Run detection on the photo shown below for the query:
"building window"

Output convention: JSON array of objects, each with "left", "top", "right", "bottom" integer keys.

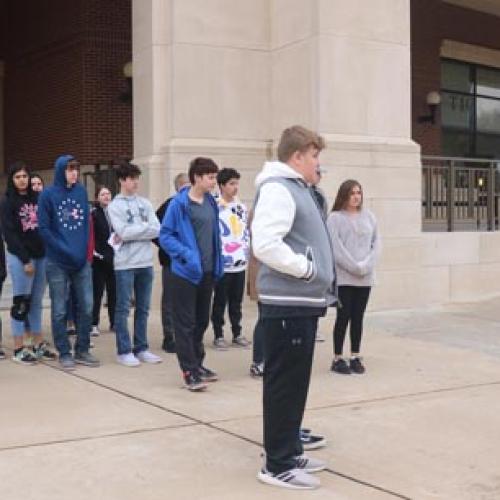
[{"left": 441, "top": 59, "right": 500, "bottom": 158}]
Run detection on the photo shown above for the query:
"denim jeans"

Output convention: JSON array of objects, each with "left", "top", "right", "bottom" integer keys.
[
  {"left": 46, "top": 260, "right": 93, "bottom": 357},
  {"left": 114, "top": 267, "right": 153, "bottom": 355},
  {"left": 6, "top": 252, "right": 47, "bottom": 337}
]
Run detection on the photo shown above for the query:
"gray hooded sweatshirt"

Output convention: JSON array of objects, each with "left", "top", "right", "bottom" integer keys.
[
  {"left": 107, "top": 193, "right": 160, "bottom": 271},
  {"left": 252, "top": 161, "right": 335, "bottom": 309}
]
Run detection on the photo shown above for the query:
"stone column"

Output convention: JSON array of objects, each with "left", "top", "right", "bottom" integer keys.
[
  {"left": 272, "top": 0, "right": 426, "bottom": 309},
  {"left": 132, "top": 0, "right": 271, "bottom": 207}
]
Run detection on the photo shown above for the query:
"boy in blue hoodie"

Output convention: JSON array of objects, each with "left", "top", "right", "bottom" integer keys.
[
  {"left": 38, "top": 155, "right": 99, "bottom": 370},
  {"left": 160, "top": 157, "right": 224, "bottom": 391}
]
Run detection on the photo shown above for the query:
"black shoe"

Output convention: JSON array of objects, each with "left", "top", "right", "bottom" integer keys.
[
  {"left": 199, "top": 366, "right": 218, "bottom": 382},
  {"left": 300, "top": 429, "right": 327, "bottom": 450},
  {"left": 183, "top": 371, "right": 207, "bottom": 392},
  {"left": 249, "top": 362, "right": 264, "bottom": 377},
  {"left": 331, "top": 358, "right": 351, "bottom": 374},
  {"left": 162, "top": 339, "right": 176, "bottom": 353},
  {"left": 349, "top": 357, "right": 365, "bottom": 374},
  {"left": 0, "top": 347, "right": 6, "bottom": 360}
]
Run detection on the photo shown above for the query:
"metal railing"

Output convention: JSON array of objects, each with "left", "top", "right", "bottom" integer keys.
[{"left": 422, "top": 156, "right": 500, "bottom": 232}]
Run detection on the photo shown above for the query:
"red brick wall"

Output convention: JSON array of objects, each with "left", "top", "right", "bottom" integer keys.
[
  {"left": 2, "top": 0, "right": 131, "bottom": 172},
  {"left": 412, "top": 0, "right": 500, "bottom": 155}
]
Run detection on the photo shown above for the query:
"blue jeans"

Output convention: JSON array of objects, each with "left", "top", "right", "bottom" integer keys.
[
  {"left": 46, "top": 260, "right": 93, "bottom": 357},
  {"left": 114, "top": 267, "right": 153, "bottom": 355},
  {"left": 6, "top": 252, "right": 47, "bottom": 337}
]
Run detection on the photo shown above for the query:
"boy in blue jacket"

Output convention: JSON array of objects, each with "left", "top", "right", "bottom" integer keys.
[
  {"left": 160, "top": 157, "right": 224, "bottom": 391},
  {"left": 38, "top": 155, "right": 99, "bottom": 370}
]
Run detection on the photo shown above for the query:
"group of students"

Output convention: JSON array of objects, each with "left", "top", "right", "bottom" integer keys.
[{"left": 0, "top": 125, "right": 379, "bottom": 491}]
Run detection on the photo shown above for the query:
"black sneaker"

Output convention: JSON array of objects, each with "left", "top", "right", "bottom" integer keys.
[
  {"left": 300, "top": 429, "right": 327, "bottom": 450},
  {"left": 349, "top": 357, "right": 365, "bottom": 374},
  {"left": 0, "top": 347, "right": 6, "bottom": 360},
  {"left": 162, "top": 338, "right": 176, "bottom": 353},
  {"left": 249, "top": 362, "right": 264, "bottom": 377},
  {"left": 12, "top": 347, "right": 38, "bottom": 365},
  {"left": 199, "top": 366, "right": 218, "bottom": 382},
  {"left": 331, "top": 358, "right": 351, "bottom": 374},
  {"left": 33, "top": 341, "right": 57, "bottom": 360},
  {"left": 183, "top": 371, "right": 207, "bottom": 392}
]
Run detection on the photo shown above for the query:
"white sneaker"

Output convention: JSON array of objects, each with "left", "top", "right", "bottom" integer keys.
[
  {"left": 117, "top": 353, "right": 140, "bottom": 367},
  {"left": 136, "top": 350, "right": 162, "bottom": 364},
  {"left": 90, "top": 326, "right": 100, "bottom": 337},
  {"left": 257, "top": 468, "right": 320, "bottom": 490},
  {"left": 295, "top": 455, "right": 327, "bottom": 473}
]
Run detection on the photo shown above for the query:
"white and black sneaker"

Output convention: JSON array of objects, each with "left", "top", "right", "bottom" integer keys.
[
  {"left": 294, "top": 454, "right": 327, "bottom": 473},
  {"left": 300, "top": 428, "right": 327, "bottom": 450},
  {"left": 257, "top": 467, "right": 320, "bottom": 490}
]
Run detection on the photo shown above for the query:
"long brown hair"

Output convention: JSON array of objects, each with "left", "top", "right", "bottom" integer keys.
[{"left": 332, "top": 179, "right": 363, "bottom": 211}]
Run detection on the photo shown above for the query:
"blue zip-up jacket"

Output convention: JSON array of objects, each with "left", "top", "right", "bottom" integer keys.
[
  {"left": 38, "top": 155, "right": 89, "bottom": 271},
  {"left": 159, "top": 187, "right": 224, "bottom": 284}
]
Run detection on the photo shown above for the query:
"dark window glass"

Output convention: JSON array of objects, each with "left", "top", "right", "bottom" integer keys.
[
  {"left": 477, "top": 67, "right": 500, "bottom": 98},
  {"left": 440, "top": 59, "right": 500, "bottom": 159}
]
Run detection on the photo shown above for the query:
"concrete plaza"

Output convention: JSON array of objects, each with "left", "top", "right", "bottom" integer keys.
[{"left": 1, "top": 297, "right": 500, "bottom": 500}]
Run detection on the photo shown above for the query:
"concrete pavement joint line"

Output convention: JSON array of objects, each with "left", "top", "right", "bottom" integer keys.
[
  {"left": 36, "top": 362, "right": 412, "bottom": 498},
  {"left": 325, "top": 468, "right": 412, "bottom": 500},
  {"left": 306, "top": 380, "right": 500, "bottom": 413},
  {"left": 0, "top": 422, "right": 199, "bottom": 453}
]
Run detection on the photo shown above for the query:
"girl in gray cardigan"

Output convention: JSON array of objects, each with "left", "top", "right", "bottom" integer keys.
[{"left": 326, "top": 180, "right": 380, "bottom": 375}]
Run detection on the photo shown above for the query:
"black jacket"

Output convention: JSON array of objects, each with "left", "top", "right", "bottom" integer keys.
[
  {"left": 153, "top": 196, "right": 173, "bottom": 267},
  {"left": 0, "top": 227, "right": 6, "bottom": 285},
  {"left": 92, "top": 205, "right": 114, "bottom": 266},
  {"left": 0, "top": 176, "right": 45, "bottom": 264}
]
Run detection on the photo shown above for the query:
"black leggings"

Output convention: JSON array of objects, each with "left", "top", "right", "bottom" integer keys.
[{"left": 333, "top": 286, "right": 371, "bottom": 356}]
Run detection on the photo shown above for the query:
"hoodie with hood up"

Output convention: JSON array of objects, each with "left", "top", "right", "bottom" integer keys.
[
  {"left": 38, "top": 155, "right": 90, "bottom": 271},
  {"left": 0, "top": 171, "right": 45, "bottom": 264},
  {"left": 251, "top": 161, "right": 335, "bottom": 311}
]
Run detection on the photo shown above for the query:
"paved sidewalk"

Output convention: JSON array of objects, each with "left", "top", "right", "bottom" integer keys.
[{"left": 1, "top": 297, "right": 500, "bottom": 499}]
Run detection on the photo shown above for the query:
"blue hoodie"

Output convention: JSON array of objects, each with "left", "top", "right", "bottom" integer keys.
[
  {"left": 38, "top": 155, "right": 90, "bottom": 271},
  {"left": 159, "top": 187, "right": 224, "bottom": 285}
]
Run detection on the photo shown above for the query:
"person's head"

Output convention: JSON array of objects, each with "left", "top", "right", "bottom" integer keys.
[
  {"left": 217, "top": 168, "right": 240, "bottom": 201},
  {"left": 7, "top": 160, "right": 31, "bottom": 195},
  {"left": 173, "top": 172, "right": 190, "bottom": 192},
  {"left": 188, "top": 157, "right": 219, "bottom": 193},
  {"left": 277, "top": 125, "right": 325, "bottom": 185},
  {"left": 115, "top": 161, "right": 141, "bottom": 195},
  {"left": 30, "top": 174, "right": 44, "bottom": 192},
  {"left": 96, "top": 186, "right": 112, "bottom": 207},
  {"left": 65, "top": 158, "right": 80, "bottom": 186},
  {"left": 332, "top": 180, "right": 363, "bottom": 212}
]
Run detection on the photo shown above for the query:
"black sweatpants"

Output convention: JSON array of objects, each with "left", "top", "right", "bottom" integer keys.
[
  {"left": 171, "top": 272, "right": 214, "bottom": 374},
  {"left": 211, "top": 270, "right": 245, "bottom": 339},
  {"left": 92, "top": 260, "right": 116, "bottom": 328},
  {"left": 333, "top": 285, "right": 371, "bottom": 356},
  {"left": 263, "top": 315, "right": 318, "bottom": 474},
  {"left": 161, "top": 265, "right": 175, "bottom": 343}
]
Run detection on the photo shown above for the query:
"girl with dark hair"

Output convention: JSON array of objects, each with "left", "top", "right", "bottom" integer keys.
[
  {"left": 91, "top": 186, "right": 116, "bottom": 335},
  {"left": 0, "top": 161, "right": 56, "bottom": 364},
  {"left": 30, "top": 174, "right": 44, "bottom": 193},
  {"left": 327, "top": 180, "right": 380, "bottom": 375}
]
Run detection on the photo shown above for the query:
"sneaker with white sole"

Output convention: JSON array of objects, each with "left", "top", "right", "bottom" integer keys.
[
  {"left": 300, "top": 429, "right": 327, "bottom": 450},
  {"left": 257, "top": 467, "right": 320, "bottom": 490},
  {"left": 90, "top": 325, "right": 100, "bottom": 337},
  {"left": 117, "top": 353, "right": 140, "bottom": 367},
  {"left": 294, "top": 455, "right": 327, "bottom": 473},
  {"left": 136, "top": 350, "right": 162, "bottom": 364},
  {"left": 12, "top": 347, "right": 38, "bottom": 365}
]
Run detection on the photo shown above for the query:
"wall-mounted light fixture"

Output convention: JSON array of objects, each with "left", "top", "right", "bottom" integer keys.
[
  {"left": 119, "top": 61, "right": 133, "bottom": 103},
  {"left": 418, "top": 91, "right": 441, "bottom": 125}
]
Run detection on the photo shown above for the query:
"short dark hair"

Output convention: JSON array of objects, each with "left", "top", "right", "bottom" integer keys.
[
  {"left": 115, "top": 161, "right": 141, "bottom": 181},
  {"left": 188, "top": 157, "right": 218, "bottom": 184},
  {"left": 217, "top": 168, "right": 240, "bottom": 186}
]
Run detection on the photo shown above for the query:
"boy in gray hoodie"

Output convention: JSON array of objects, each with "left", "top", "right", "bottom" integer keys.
[
  {"left": 252, "top": 126, "right": 335, "bottom": 490},
  {"left": 108, "top": 162, "right": 162, "bottom": 367}
]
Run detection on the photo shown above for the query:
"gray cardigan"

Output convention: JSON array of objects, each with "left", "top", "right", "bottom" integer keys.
[{"left": 326, "top": 209, "right": 380, "bottom": 287}]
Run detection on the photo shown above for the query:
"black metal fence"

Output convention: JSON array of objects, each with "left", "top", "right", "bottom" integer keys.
[{"left": 422, "top": 156, "right": 500, "bottom": 232}]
